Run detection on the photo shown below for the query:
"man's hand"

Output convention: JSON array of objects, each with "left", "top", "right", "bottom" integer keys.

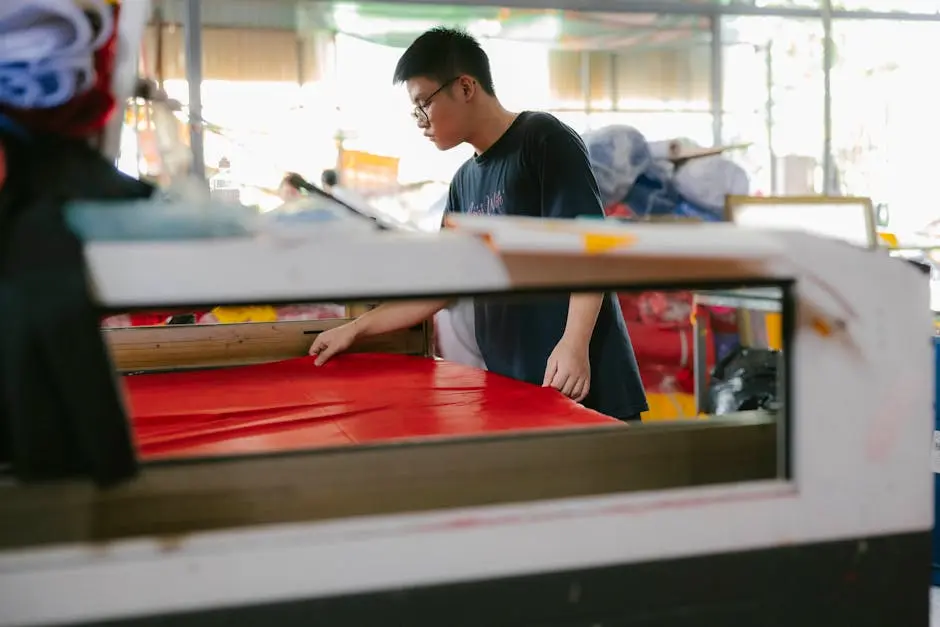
[
  {"left": 308, "top": 321, "right": 359, "bottom": 366},
  {"left": 543, "top": 337, "right": 591, "bottom": 402}
]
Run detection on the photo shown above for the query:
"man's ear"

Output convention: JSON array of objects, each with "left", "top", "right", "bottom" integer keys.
[{"left": 458, "top": 76, "right": 476, "bottom": 102}]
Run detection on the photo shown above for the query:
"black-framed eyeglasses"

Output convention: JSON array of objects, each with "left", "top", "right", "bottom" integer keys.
[{"left": 412, "top": 77, "right": 459, "bottom": 124}]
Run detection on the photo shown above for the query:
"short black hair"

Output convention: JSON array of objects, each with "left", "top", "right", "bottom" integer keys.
[
  {"left": 392, "top": 27, "right": 495, "bottom": 96},
  {"left": 321, "top": 169, "right": 338, "bottom": 187}
]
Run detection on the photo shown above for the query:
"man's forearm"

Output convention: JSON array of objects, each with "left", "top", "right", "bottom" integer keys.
[
  {"left": 563, "top": 292, "right": 604, "bottom": 347},
  {"left": 353, "top": 299, "right": 449, "bottom": 338}
]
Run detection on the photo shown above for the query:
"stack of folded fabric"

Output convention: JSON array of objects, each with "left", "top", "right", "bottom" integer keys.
[
  {"left": 582, "top": 125, "right": 749, "bottom": 222},
  {"left": 0, "top": 0, "right": 118, "bottom": 138}
]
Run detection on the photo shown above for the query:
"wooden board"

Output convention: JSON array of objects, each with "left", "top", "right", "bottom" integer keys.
[
  {"left": 668, "top": 143, "right": 751, "bottom": 165},
  {"left": 724, "top": 195, "right": 877, "bottom": 250},
  {"left": 104, "top": 319, "right": 430, "bottom": 372},
  {"left": 498, "top": 253, "right": 768, "bottom": 289}
]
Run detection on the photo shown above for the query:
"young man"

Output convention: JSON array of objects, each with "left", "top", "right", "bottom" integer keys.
[{"left": 309, "top": 27, "right": 647, "bottom": 421}]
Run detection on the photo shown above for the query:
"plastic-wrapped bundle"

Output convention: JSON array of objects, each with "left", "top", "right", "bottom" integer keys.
[
  {"left": 633, "top": 137, "right": 750, "bottom": 220},
  {"left": 673, "top": 157, "right": 749, "bottom": 215},
  {"left": 647, "top": 139, "right": 674, "bottom": 162},
  {"left": 582, "top": 125, "right": 651, "bottom": 208},
  {"left": 623, "top": 161, "right": 682, "bottom": 217},
  {"left": 674, "top": 200, "right": 723, "bottom": 221}
]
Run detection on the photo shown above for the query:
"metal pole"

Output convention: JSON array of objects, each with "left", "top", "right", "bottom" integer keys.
[
  {"left": 765, "top": 43, "right": 777, "bottom": 195},
  {"left": 822, "top": 0, "right": 835, "bottom": 195},
  {"left": 296, "top": 36, "right": 305, "bottom": 87},
  {"left": 692, "top": 297, "right": 709, "bottom": 417},
  {"left": 610, "top": 53, "right": 619, "bottom": 112},
  {"left": 709, "top": 15, "right": 723, "bottom": 147},
  {"left": 154, "top": 3, "right": 165, "bottom": 88},
  {"left": 183, "top": 0, "right": 205, "bottom": 181},
  {"left": 581, "top": 50, "right": 592, "bottom": 129}
]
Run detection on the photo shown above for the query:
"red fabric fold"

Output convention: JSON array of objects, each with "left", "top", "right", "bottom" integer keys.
[{"left": 126, "top": 354, "right": 618, "bottom": 460}]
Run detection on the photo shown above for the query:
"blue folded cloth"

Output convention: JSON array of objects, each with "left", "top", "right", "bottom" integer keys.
[{"left": 0, "top": 0, "right": 113, "bottom": 109}]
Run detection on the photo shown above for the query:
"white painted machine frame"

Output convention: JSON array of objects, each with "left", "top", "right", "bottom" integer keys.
[{"left": 0, "top": 216, "right": 932, "bottom": 625}]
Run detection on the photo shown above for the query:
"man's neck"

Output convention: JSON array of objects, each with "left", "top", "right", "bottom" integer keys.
[{"left": 466, "top": 102, "right": 518, "bottom": 156}]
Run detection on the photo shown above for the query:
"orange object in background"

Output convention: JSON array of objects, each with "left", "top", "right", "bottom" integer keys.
[
  {"left": 639, "top": 364, "right": 698, "bottom": 421},
  {"left": 339, "top": 150, "right": 399, "bottom": 194},
  {"left": 763, "top": 312, "right": 783, "bottom": 351},
  {"left": 126, "top": 354, "right": 619, "bottom": 460},
  {"left": 643, "top": 393, "right": 697, "bottom": 421}
]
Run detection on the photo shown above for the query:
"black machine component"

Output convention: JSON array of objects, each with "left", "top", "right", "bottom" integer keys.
[
  {"left": 81, "top": 533, "right": 928, "bottom": 627},
  {"left": 707, "top": 347, "right": 782, "bottom": 415},
  {"left": 167, "top": 313, "right": 198, "bottom": 325},
  {"left": 0, "top": 131, "right": 151, "bottom": 486}
]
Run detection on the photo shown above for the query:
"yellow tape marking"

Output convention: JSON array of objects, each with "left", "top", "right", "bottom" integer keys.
[
  {"left": 584, "top": 233, "right": 637, "bottom": 254},
  {"left": 878, "top": 232, "right": 899, "bottom": 248}
]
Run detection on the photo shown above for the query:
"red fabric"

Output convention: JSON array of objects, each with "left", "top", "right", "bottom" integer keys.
[
  {"left": 619, "top": 291, "right": 696, "bottom": 375},
  {"left": 128, "top": 313, "right": 170, "bottom": 327},
  {"left": 126, "top": 354, "right": 619, "bottom": 460},
  {"left": 99, "top": 311, "right": 212, "bottom": 327},
  {"left": 0, "top": 4, "right": 120, "bottom": 139},
  {"left": 702, "top": 305, "right": 738, "bottom": 335},
  {"left": 640, "top": 364, "right": 694, "bottom": 395},
  {"left": 604, "top": 203, "right": 634, "bottom": 219},
  {"left": 618, "top": 291, "right": 693, "bottom": 328},
  {"left": 616, "top": 292, "right": 721, "bottom": 398},
  {"left": 625, "top": 321, "right": 690, "bottom": 367}
]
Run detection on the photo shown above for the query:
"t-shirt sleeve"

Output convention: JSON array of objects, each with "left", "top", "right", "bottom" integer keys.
[
  {"left": 440, "top": 179, "right": 460, "bottom": 229},
  {"left": 445, "top": 180, "right": 460, "bottom": 214},
  {"left": 530, "top": 127, "right": 605, "bottom": 220}
]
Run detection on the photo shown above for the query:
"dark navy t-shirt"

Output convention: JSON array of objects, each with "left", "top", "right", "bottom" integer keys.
[{"left": 446, "top": 111, "right": 648, "bottom": 420}]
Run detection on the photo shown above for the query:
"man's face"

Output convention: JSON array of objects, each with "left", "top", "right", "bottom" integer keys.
[{"left": 406, "top": 76, "right": 469, "bottom": 151}]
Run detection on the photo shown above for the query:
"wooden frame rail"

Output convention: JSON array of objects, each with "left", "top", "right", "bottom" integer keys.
[
  {"left": 0, "top": 413, "right": 777, "bottom": 551},
  {"left": 104, "top": 319, "right": 431, "bottom": 372}
]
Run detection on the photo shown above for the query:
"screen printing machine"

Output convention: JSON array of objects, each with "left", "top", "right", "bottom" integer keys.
[
  {"left": 1, "top": 1, "right": 932, "bottom": 623},
  {"left": 0, "top": 211, "right": 934, "bottom": 627}
]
